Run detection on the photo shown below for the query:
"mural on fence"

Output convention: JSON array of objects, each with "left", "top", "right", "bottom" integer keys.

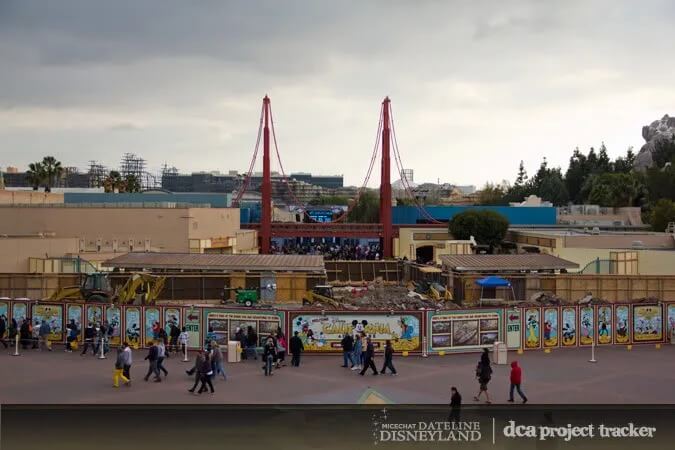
[
  {"left": 125, "top": 307, "right": 141, "bottom": 348},
  {"left": 667, "top": 304, "right": 675, "bottom": 338},
  {"left": 144, "top": 307, "right": 161, "bottom": 345},
  {"left": 615, "top": 305, "right": 630, "bottom": 344},
  {"left": 633, "top": 305, "right": 662, "bottom": 342},
  {"left": 67, "top": 305, "right": 82, "bottom": 340},
  {"left": 597, "top": 306, "right": 612, "bottom": 345},
  {"left": 292, "top": 312, "right": 421, "bottom": 352},
  {"left": 561, "top": 307, "right": 577, "bottom": 347},
  {"left": 429, "top": 310, "right": 501, "bottom": 352},
  {"left": 86, "top": 305, "right": 103, "bottom": 326},
  {"left": 106, "top": 306, "right": 122, "bottom": 346},
  {"left": 32, "top": 304, "right": 63, "bottom": 341},
  {"left": 543, "top": 307, "right": 558, "bottom": 348},
  {"left": 0, "top": 301, "right": 8, "bottom": 323},
  {"left": 164, "top": 308, "right": 180, "bottom": 334},
  {"left": 580, "top": 306, "right": 594, "bottom": 346},
  {"left": 12, "top": 303, "right": 27, "bottom": 322},
  {"left": 524, "top": 308, "right": 541, "bottom": 349},
  {"left": 205, "top": 309, "right": 283, "bottom": 347}
]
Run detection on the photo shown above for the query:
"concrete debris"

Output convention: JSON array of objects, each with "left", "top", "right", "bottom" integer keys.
[{"left": 305, "top": 284, "right": 450, "bottom": 311}]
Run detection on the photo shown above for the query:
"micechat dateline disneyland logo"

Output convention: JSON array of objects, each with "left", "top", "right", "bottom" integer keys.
[{"left": 372, "top": 410, "right": 481, "bottom": 444}]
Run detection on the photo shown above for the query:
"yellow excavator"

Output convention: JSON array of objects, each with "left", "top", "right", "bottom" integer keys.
[
  {"left": 303, "top": 285, "right": 341, "bottom": 308},
  {"left": 48, "top": 272, "right": 166, "bottom": 305}
]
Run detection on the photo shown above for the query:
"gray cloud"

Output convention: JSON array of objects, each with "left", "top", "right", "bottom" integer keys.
[{"left": 1, "top": 0, "right": 675, "bottom": 186}]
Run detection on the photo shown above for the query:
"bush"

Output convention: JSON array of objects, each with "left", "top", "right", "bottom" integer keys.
[{"left": 448, "top": 210, "right": 509, "bottom": 251}]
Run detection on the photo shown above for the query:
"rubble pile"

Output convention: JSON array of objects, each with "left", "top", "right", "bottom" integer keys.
[{"left": 307, "top": 283, "right": 453, "bottom": 311}]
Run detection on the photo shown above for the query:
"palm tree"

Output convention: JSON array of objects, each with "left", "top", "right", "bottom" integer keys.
[
  {"left": 26, "top": 162, "right": 45, "bottom": 191},
  {"left": 103, "top": 170, "right": 126, "bottom": 193},
  {"left": 41, "top": 156, "right": 63, "bottom": 192}
]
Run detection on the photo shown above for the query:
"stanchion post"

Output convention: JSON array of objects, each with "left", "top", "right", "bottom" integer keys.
[
  {"left": 12, "top": 334, "right": 20, "bottom": 356},
  {"left": 182, "top": 338, "right": 189, "bottom": 362},
  {"left": 589, "top": 335, "right": 597, "bottom": 363},
  {"left": 422, "top": 336, "right": 428, "bottom": 358},
  {"left": 98, "top": 336, "right": 106, "bottom": 359}
]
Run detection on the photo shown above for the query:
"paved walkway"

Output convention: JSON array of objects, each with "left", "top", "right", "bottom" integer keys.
[{"left": 1, "top": 345, "right": 674, "bottom": 404}]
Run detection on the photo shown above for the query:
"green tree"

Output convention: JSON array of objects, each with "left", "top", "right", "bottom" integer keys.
[
  {"left": 529, "top": 158, "right": 569, "bottom": 205},
  {"left": 26, "top": 162, "right": 45, "bottom": 191},
  {"left": 650, "top": 199, "right": 675, "bottom": 232},
  {"left": 477, "top": 182, "right": 506, "bottom": 205},
  {"left": 448, "top": 210, "right": 509, "bottom": 252},
  {"left": 124, "top": 174, "right": 141, "bottom": 193},
  {"left": 515, "top": 160, "right": 528, "bottom": 187},
  {"left": 586, "top": 172, "right": 645, "bottom": 207},
  {"left": 652, "top": 135, "right": 675, "bottom": 169},
  {"left": 103, "top": 171, "right": 125, "bottom": 193},
  {"left": 347, "top": 190, "right": 379, "bottom": 223},
  {"left": 41, "top": 156, "right": 63, "bottom": 192},
  {"left": 644, "top": 159, "right": 675, "bottom": 202},
  {"left": 613, "top": 147, "right": 635, "bottom": 173}
]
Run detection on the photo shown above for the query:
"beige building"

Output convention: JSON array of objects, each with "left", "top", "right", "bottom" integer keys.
[
  {"left": 0, "top": 190, "right": 64, "bottom": 205},
  {"left": 394, "top": 227, "right": 473, "bottom": 264},
  {"left": 0, "top": 205, "right": 257, "bottom": 273},
  {"left": 506, "top": 228, "right": 675, "bottom": 275}
]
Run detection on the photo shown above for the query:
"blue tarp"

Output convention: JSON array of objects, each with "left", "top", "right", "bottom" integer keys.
[{"left": 475, "top": 276, "right": 511, "bottom": 288}]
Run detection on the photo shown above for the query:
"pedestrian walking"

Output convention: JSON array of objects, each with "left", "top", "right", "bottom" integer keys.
[
  {"left": 65, "top": 319, "right": 78, "bottom": 352},
  {"left": 121, "top": 341, "right": 133, "bottom": 380},
  {"left": 0, "top": 315, "right": 7, "bottom": 349},
  {"left": 169, "top": 323, "right": 180, "bottom": 354},
  {"left": 189, "top": 352, "right": 214, "bottom": 394},
  {"left": 31, "top": 319, "right": 40, "bottom": 349},
  {"left": 158, "top": 327, "right": 169, "bottom": 357},
  {"left": 143, "top": 341, "right": 161, "bottom": 382},
  {"left": 289, "top": 331, "right": 304, "bottom": 367},
  {"left": 38, "top": 319, "right": 51, "bottom": 351},
  {"left": 235, "top": 327, "right": 247, "bottom": 360},
  {"left": 508, "top": 361, "right": 528, "bottom": 404},
  {"left": 81, "top": 323, "right": 96, "bottom": 356},
  {"left": 187, "top": 350, "right": 205, "bottom": 390},
  {"left": 157, "top": 341, "right": 169, "bottom": 378},
  {"left": 449, "top": 387, "right": 462, "bottom": 422},
  {"left": 246, "top": 326, "right": 258, "bottom": 360},
  {"left": 20, "top": 319, "right": 31, "bottom": 349},
  {"left": 380, "top": 339, "right": 397, "bottom": 375},
  {"left": 276, "top": 332, "right": 287, "bottom": 368},
  {"left": 474, "top": 348, "right": 492, "bottom": 404},
  {"left": 262, "top": 338, "right": 277, "bottom": 376},
  {"left": 94, "top": 322, "right": 109, "bottom": 355},
  {"left": 351, "top": 334, "right": 363, "bottom": 371},
  {"left": 205, "top": 327, "right": 217, "bottom": 352},
  {"left": 341, "top": 333, "right": 354, "bottom": 368},
  {"left": 210, "top": 342, "right": 227, "bottom": 380},
  {"left": 113, "top": 346, "right": 131, "bottom": 388},
  {"left": 359, "top": 337, "right": 378, "bottom": 376}
]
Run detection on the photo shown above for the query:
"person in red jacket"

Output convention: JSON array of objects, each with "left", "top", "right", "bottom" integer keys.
[{"left": 508, "top": 361, "right": 528, "bottom": 403}]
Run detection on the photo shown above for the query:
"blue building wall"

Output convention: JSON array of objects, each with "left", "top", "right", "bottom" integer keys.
[
  {"left": 64, "top": 192, "right": 231, "bottom": 208},
  {"left": 392, "top": 206, "right": 556, "bottom": 225}
]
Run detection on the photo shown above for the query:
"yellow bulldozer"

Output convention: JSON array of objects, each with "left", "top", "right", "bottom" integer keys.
[
  {"left": 48, "top": 272, "right": 166, "bottom": 305},
  {"left": 303, "top": 285, "right": 341, "bottom": 308}
]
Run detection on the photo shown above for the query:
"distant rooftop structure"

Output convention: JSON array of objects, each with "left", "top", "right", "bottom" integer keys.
[
  {"left": 509, "top": 195, "right": 553, "bottom": 207},
  {"left": 440, "top": 254, "right": 579, "bottom": 273}
]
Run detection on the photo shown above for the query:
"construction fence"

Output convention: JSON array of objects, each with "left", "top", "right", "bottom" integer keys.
[{"left": 2, "top": 300, "right": 673, "bottom": 354}]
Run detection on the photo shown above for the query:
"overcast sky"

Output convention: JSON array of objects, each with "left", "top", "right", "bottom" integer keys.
[{"left": 1, "top": 0, "right": 674, "bottom": 187}]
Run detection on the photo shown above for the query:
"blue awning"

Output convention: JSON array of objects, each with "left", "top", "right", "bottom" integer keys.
[{"left": 475, "top": 276, "right": 511, "bottom": 288}]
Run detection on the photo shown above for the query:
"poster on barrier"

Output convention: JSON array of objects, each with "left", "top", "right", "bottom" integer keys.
[
  {"left": 597, "top": 305, "right": 612, "bottom": 345},
  {"left": 66, "top": 304, "right": 83, "bottom": 340},
  {"left": 164, "top": 307, "right": 180, "bottom": 334},
  {"left": 667, "top": 304, "right": 675, "bottom": 340},
  {"left": 291, "top": 312, "right": 421, "bottom": 352},
  {"left": 32, "top": 304, "right": 63, "bottom": 341},
  {"left": 561, "top": 307, "right": 577, "bottom": 347},
  {"left": 429, "top": 310, "right": 501, "bottom": 352},
  {"left": 543, "top": 307, "right": 559, "bottom": 348},
  {"left": 106, "top": 306, "right": 122, "bottom": 346},
  {"left": 184, "top": 306, "right": 201, "bottom": 349},
  {"left": 0, "top": 301, "right": 8, "bottom": 324},
  {"left": 125, "top": 307, "right": 141, "bottom": 348},
  {"left": 505, "top": 308, "right": 521, "bottom": 349},
  {"left": 615, "top": 305, "right": 630, "bottom": 344},
  {"left": 580, "top": 306, "right": 594, "bottom": 346},
  {"left": 144, "top": 307, "right": 161, "bottom": 345},
  {"left": 205, "top": 309, "right": 284, "bottom": 348},
  {"left": 523, "top": 308, "right": 541, "bottom": 349},
  {"left": 12, "top": 302, "right": 27, "bottom": 322},
  {"left": 632, "top": 304, "right": 663, "bottom": 342},
  {"left": 86, "top": 305, "right": 103, "bottom": 326}
]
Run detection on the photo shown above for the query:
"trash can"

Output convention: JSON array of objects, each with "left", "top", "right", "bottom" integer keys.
[
  {"left": 227, "top": 341, "right": 241, "bottom": 363},
  {"left": 493, "top": 341, "right": 508, "bottom": 365}
]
